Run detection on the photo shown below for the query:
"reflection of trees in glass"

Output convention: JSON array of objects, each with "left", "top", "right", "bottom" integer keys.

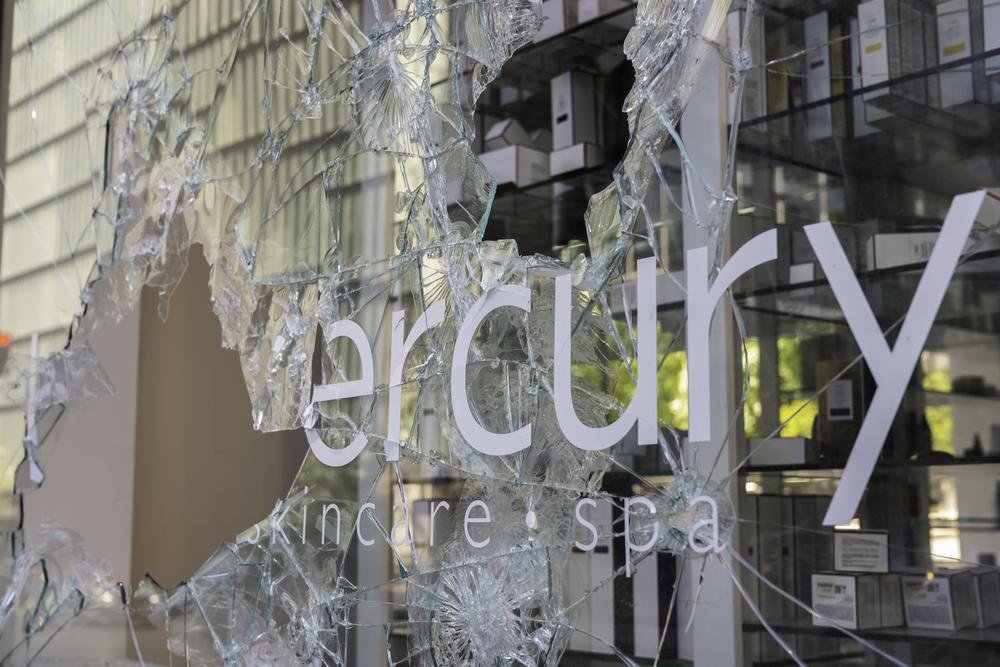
[
  {"left": 777, "top": 337, "right": 818, "bottom": 438},
  {"left": 595, "top": 321, "right": 688, "bottom": 432},
  {"left": 921, "top": 351, "right": 954, "bottom": 454},
  {"left": 743, "top": 336, "right": 818, "bottom": 439},
  {"left": 743, "top": 339, "right": 761, "bottom": 437}
]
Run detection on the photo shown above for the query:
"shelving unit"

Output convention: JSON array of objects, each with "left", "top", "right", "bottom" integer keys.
[
  {"left": 728, "top": 3, "right": 1000, "bottom": 666},
  {"left": 471, "top": 0, "right": 1000, "bottom": 665}
]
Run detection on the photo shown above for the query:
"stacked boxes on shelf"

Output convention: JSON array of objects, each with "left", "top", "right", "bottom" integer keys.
[
  {"left": 550, "top": 70, "right": 604, "bottom": 175},
  {"left": 813, "top": 531, "right": 905, "bottom": 630},
  {"left": 743, "top": 495, "right": 1000, "bottom": 654},
  {"left": 741, "top": 494, "right": 837, "bottom": 662},
  {"left": 478, "top": 118, "right": 550, "bottom": 188}
]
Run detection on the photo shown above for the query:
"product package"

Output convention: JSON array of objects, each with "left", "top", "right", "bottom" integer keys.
[
  {"left": 479, "top": 145, "right": 550, "bottom": 188},
  {"left": 576, "top": 0, "right": 629, "bottom": 24},
  {"left": 971, "top": 567, "right": 1000, "bottom": 628},
  {"left": 803, "top": 11, "right": 833, "bottom": 141},
  {"left": 880, "top": 573, "right": 906, "bottom": 627},
  {"left": 749, "top": 437, "right": 820, "bottom": 467},
  {"left": 551, "top": 71, "right": 599, "bottom": 150},
  {"left": 550, "top": 143, "right": 603, "bottom": 176},
  {"left": 533, "top": 0, "right": 580, "bottom": 42},
  {"left": 901, "top": 570, "right": 978, "bottom": 630},
  {"left": 811, "top": 572, "right": 882, "bottom": 630},
  {"left": 834, "top": 531, "right": 890, "bottom": 573}
]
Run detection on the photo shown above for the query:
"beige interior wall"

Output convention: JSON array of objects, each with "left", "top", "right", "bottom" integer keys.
[
  {"left": 23, "top": 307, "right": 141, "bottom": 586},
  {"left": 130, "top": 247, "right": 308, "bottom": 589}
]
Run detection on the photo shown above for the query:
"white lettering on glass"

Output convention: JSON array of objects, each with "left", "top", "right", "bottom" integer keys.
[
  {"left": 686, "top": 229, "right": 777, "bottom": 443},
  {"left": 357, "top": 502, "right": 376, "bottom": 546},
  {"left": 391, "top": 501, "right": 412, "bottom": 546},
  {"left": 306, "top": 320, "right": 375, "bottom": 467},
  {"left": 807, "top": 191, "right": 986, "bottom": 526},
  {"left": 574, "top": 498, "right": 599, "bottom": 551},
  {"left": 321, "top": 503, "right": 341, "bottom": 544},
  {"left": 554, "top": 257, "right": 658, "bottom": 450},
  {"left": 687, "top": 495, "right": 723, "bottom": 554},
  {"left": 624, "top": 496, "right": 658, "bottom": 577},
  {"left": 430, "top": 501, "right": 450, "bottom": 547},
  {"left": 386, "top": 302, "right": 446, "bottom": 461},
  {"left": 452, "top": 286, "right": 532, "bottom": 455},
  {"left": 464, "top": 500, "right": 491, "bottom": 548}
]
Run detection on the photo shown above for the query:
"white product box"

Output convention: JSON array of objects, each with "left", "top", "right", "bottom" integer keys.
[
  {"left": 880, "top": 573, "right": 905, "bottom": 627},
  {"left": 811, "top": 572, "right": 882, "bottom": 630},
  {"left": 972, "top": 568, "right": 1000, "bottom": 628},
  {"left": 865, "top": 231, "right": 940, "bottom": 269},
  {"left": 531, "top": 128, "right": 553, "bottom": 152},
  {"left": 739, "top": 493, "right": 760, "bottom": 626},
  {"left": 576, "top": 0, "right": 628, "bottom": 24},
  {"left": 758, "top": 495, "right": 795, "bottom": 622},
  {"left": 793, "top": 496, "right": 834, "bottom": 618},
  {"left": 551, "top": 71, "right": 598, "bottom": 150},
  {"left": 937, "top": 0, "right": 975, "bottom": 108},
  {"left": 725, "top": 9, "right": 766, "bottom": 125},
  {"left": 858, "top": 0, "right": 926, "bottom": 112},
  {"left": 902, "top": 570, "right": 978, "bottom": 630},
  {"left": 550, "top": 143, "right": 603, "bottom": 175},
  {"left": 483, "top": 118, "right": 533, "bottom": 151},
  {"left": 834, "top": 530, "right": 889, "bottom": 573},
  {"left": 858, "top": 0, "right": 892, "bottom": 98},
  {"left": 985, "top": 0, "right": 1000, "bottom": 81},
  {"left": 479, "top": 145, "right": 549, "bottom": 188},
  {"left": 865, "top": 229, "right": 1000, "bottom": 270},
  {"left": 534, "top": 0, "right": 579, "bottom": 42},
  {"left": 804, "top": 12, "right": 833, "bottom": 141},
  {"left": 748, "top": 437, "right": 819, "bottom": 467},
  {"left": 850, "top": 17, "right": 887, "bottom": 136},
  {"left": 789, "top": 262, "right": 817, "bottom": 285}
]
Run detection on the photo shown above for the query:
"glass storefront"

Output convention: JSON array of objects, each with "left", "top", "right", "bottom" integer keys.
[{"left": 0, "top": 0, "right": 999, "bottom": 665}]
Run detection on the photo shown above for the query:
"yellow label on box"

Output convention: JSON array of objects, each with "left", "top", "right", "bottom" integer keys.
[
  {"left": 865, "top": 42, "right": 883, "bottom": 54},
  {"left": 943, "top": 42, "right": 967, "bottom": 57}
]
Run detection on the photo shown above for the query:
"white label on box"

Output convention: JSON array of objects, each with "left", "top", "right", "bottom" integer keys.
[
  {"left": 835, "top": 532, "right": 888, "bottom": 573},
  {"left": 812, "top": 574, "right": 858, "bottom": 629},
  {"left": 826, "top": 380, "right": 853, "bottom": 421},
  {"left": 903, "top": 577, "right": 955, "bottom": 629},
  {"left": 937, "top": 0, "right": 974, "bottom": 107}
]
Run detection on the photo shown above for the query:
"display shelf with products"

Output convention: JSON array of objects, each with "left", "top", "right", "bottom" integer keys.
[
  {"left": 728, "top": 4, "right": 1000, "bottom": 665},
  {"left": 744, "top": 618, "right": 1000, "bottom": 650},
  {"left": 465, "top": 0, "right": 1000, "bottom": 664}
]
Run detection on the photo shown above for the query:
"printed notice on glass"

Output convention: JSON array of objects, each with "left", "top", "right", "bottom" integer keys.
[
  {"left": 834, "top": 531, "right": 888, "bottom": 573},
  {"left": 826, "top": 379, "right": 853, "bottom": 421}
]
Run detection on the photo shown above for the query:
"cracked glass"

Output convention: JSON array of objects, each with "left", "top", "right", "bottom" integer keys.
[{"left": 0, "top": 0, "right": 999, "bottom": 666}]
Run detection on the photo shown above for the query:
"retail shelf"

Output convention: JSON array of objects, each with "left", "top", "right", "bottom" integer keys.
[
  {"left": 777, "top": 386, "right": 1000, "bottom": 405},
  {"left": 739, "top": 454, "right": 1000, "bottom": 475},
  {"left": 744, "top": 618, "right": 1000, "bottom": 649},
  {"left": 737, "top": 48, "right": 1000, "bottom": 131}
]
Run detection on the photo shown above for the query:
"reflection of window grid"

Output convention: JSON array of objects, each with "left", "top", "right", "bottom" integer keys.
[{"left": 0, "top": 1, "right": 392, "bottom": 489}]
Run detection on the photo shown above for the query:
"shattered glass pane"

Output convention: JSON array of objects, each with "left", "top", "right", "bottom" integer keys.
[{"left": 2, "top": 0, "right": 1000, "bottom": 664}]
